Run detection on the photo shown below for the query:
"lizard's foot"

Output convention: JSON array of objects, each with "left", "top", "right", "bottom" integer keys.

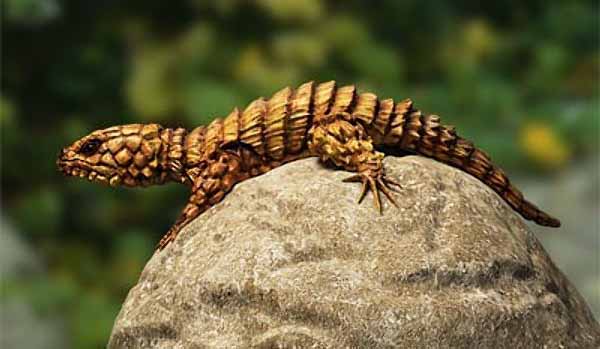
[
  {"left": 156, "top": 207, "right": 195, "bottom": 251},
  {"left": 156, "top": 226, "right": 180, "bottom": 251},
  {"left": 342, "top": 171, "right": 402, "bottom": 213}
]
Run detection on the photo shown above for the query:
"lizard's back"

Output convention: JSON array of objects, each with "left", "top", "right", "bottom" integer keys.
[{"left": 188, "top": 80, "right": 560, "bottom": 228}]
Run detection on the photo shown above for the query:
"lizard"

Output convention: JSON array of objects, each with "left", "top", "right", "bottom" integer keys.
[{"left": 57, "top": 80, "right": 561, "bottom": 250}]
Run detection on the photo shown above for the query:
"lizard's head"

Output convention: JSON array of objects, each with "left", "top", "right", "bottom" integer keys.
[{"left": 57, "top": 124, "right": 168, "bottom": 187}]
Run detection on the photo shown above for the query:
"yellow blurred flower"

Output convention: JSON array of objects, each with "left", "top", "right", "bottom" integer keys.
[{"left": 519, "top": 122, "right": 571, "bottom": 169}]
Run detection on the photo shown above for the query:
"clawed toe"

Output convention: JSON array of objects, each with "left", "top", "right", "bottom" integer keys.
[
  {"left": 377, "top": 177, "right": 398, "bottom": 208},
  {"left": 342, "top": 172, "right": 401, "bottom": 213},
  {"left": 382, "top": 175, "right": 402, "bottom": 190}
]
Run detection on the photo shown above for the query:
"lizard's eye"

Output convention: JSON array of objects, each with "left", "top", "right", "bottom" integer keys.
[{"left": 80, "top": 139, "right": 101, "bottom": 155}]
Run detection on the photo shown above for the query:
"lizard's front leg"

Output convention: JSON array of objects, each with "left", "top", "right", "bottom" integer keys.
[
  {"left": 308, "top": 112, "right": 401, "bottom": 212},
  {"left": 156, "top": 150, "right": 244, "bottom": 250}
]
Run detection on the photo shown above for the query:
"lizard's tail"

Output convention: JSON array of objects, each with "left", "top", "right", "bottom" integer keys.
[{"left": 380, "top": 99, "right": 561, "bottom": 228}]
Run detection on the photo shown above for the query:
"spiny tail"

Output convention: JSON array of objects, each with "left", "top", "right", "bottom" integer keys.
[{"left": 379, "top": 100, "right": 561, "bottom": 228}]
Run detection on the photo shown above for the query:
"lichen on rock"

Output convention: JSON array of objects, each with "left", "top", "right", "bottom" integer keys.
[{"left": 108, "top": 156, "right": 600, "bottom": 348}]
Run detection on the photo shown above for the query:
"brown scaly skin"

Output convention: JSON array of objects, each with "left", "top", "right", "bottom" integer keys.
[{"left": 57, "top": 80, "right": 561, "bottom": 250}]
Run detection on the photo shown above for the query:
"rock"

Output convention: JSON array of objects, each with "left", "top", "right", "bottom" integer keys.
[{"left": 108, "top": 156, "right": 600, "bottom": 348}]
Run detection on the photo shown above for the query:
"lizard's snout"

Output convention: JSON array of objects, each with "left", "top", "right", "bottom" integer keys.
[
  {"left": 56, "top": 148, "right": 67, "bottom": 164},
  {"left": 56, "top": 148, "right": 74, "bottom": 174},
  {"left": 58, "top": 148, "right": 67, "bottom": 160}
]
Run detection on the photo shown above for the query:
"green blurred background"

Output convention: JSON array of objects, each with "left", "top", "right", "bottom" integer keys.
[{"left": 1, "top": 0, "right": 598, "bottom": 347}]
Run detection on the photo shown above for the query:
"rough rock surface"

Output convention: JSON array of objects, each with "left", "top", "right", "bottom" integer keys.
[{"left": 108, "top": 156, "right": 600, "bottom": 348}]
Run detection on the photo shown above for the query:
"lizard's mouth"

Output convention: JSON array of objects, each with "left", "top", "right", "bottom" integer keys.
[{"left": 57, "top": 158, "right": 122, "bottom": 187}]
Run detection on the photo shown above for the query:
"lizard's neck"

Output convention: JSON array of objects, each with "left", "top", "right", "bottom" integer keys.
[{"left": 159, "top": 127, "right": 188, "bottom": 184}]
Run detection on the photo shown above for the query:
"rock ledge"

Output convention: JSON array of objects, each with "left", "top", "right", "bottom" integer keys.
[{"left": 108, "top": 156, "right": 600, "bottom": 348}]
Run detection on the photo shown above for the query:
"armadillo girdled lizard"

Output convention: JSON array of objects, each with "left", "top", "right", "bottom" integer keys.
[{"left": 57, "top": 80, "right": 561, "bottom": 250}]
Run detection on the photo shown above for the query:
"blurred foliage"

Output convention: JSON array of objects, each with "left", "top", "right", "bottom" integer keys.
[{"left": 1, "top": 0, "right": 598, "bottom": 348}]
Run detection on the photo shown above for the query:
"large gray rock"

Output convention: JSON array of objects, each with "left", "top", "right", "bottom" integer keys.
[{"left": 108, "top": 156, "right": 600, "bottom": 348}]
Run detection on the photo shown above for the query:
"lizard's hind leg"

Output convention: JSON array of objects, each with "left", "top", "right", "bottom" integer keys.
[{"left": 308, "top": 112, "right": 401, "bottom": 213}]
